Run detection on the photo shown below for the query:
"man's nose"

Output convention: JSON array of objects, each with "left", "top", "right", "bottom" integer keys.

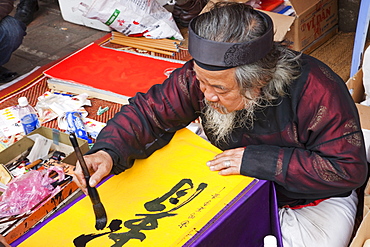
[
  {"left": 201, "top": 85, "right": 218, "bottom": 102},
  {"left": 203, "top": 89, "right": 218, "bottom": 102}
]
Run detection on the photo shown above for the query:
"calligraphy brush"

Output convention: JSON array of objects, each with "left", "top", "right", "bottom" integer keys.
[{"left": 69, "top": 132, "right": 107, "bottom": 230}]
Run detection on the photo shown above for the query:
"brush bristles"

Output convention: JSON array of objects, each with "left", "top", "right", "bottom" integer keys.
[{"left": 93, "top": 203, "right": 107, "bottom": 230}]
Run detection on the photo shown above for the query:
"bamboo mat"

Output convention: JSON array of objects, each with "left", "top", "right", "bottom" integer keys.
[
  {"left": 0, "top": 77, "right": 123, "bottom": 131},
  {"left": 309, "top": 31, "right": 370, "bottom": 82}
]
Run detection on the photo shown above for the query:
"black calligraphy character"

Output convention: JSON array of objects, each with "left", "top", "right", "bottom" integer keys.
[
  {"left": 73, "top": 179, "right": 208, "bottom": 247},
  {"left": 108, "top": 211, "right": 176, "bottom": 246},
  {"left": 144, "top": 178, "right": 193, "bottom": 211},
  {"left": 73, "top": 219, "right": 122, "bottom": 247},
  {"left": 108, "top": 180, "right": 208, "bottom": 246}
]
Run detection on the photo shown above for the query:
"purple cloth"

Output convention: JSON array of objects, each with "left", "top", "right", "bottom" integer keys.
[
  {"left": 13, "top": 179, "right": 282, "bottom": 247},
  {"left": 184, "top": 179, "right": 282, "bottom": 247}
]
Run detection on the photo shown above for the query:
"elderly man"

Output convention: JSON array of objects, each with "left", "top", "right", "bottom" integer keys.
[{"left": 74, "top": 3, "right": 368, "bottom": 246}]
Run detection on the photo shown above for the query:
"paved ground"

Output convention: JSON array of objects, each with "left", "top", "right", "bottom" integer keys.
[{"left": 4, "top": 0, "right": 108, "bottom": 77}]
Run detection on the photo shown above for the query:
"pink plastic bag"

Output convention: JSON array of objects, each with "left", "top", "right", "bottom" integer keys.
[{"left": 0, "top": 166, "right": 65, "bottom": 217}]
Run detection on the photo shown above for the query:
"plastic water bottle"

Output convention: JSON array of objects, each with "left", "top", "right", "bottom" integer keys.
[
  {"left": 18, "top": 96, "right": 40, "bottom": 135},
  {"left": 264, "top": 235, "right": 277, "bottom": 247}
]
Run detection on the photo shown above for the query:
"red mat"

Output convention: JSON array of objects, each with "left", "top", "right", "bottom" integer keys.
[{"left": 0, "top": 33, "right": 189, "bottom": 130}]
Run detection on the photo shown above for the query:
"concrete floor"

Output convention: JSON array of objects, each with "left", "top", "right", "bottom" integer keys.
[{"left": 3, "top": 0, "right": 109, "bottom": 78}]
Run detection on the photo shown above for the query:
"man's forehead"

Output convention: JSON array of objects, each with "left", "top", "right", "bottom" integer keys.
[
  {"left": 194, "top": 63, "right": 237, "bottom": 88},
  {"left": 194, "top": 63, "right": 236, "bottom": 79}
]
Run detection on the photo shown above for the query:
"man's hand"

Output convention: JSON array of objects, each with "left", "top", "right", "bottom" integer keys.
[
  {"left": 206, "top": 147, "right": 245, "bottom": 175},
  {"left": 72, "top": 150, "right": 113, "bottom": 195}
]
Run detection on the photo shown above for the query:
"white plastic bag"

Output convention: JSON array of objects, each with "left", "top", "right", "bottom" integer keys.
[{"left": 79, "top": 0, "right": 183, "bottom": 40}]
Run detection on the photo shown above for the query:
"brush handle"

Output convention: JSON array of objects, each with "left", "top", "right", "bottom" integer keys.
[
  {"left": 69, "top": 132, "right": 107, "bottom": 230},
  {"left": 86, "top": 181, "right": 102, "bottom": 205},
  {"left": 69, "top": 132, "right": 100, "bottom": 204},
  {"left": 69, "top": 132, "right": 102, "bottom": 203},
  {"left": 69, "top": 132, "right": 90, "bottom": 178}
]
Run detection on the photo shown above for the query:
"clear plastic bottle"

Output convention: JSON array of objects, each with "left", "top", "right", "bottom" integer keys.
[
  {"left": 264, "top": 235, "right": 277, "bottom": 247},
  {"left": 18, "top": 97, "right": 40, "bottom": 135}
]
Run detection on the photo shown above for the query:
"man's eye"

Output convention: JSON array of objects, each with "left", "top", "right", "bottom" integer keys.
[{"left": 215, "top": 88, "right": 227, "bottom": 94}]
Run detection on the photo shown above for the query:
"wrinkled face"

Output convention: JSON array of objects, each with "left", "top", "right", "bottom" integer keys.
[{"left": 194, "top": 63, "right": 245, "bottom": 114}]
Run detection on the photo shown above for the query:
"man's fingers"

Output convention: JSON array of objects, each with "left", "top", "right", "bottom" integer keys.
[
  {"left": 207, "top": 159, "right": 240, "bottom": 175},
  {"left": 218, "top": 166, "right": 239, "bottom": 175},
  {"left": 89, "top": 163, "right": 112, "bottom": 187},
  {"left": 72, "top": 173, "right": 88, "bottom": 195},
  {"left": 206, "top": 148, "right": 244, "bottom": 175},
  {"left": 72, "top": 150, "right": 113, "bottom": 191},
  {"left": 89, "top": 169, "right": 108, "bottom": 187}
]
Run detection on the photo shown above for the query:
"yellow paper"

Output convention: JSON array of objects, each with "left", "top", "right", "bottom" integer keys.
[{"left": 19, "top": 128, "right": 254, "bottom": 246}]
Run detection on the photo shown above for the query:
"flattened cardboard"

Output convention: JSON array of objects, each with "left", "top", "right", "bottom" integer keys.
[
  {"left": 346, "top": 68, "right": 370, "bottom": 130},
  {"left": 344, "top": 49, "right": 370, "bottom": 246},
  {"left": 260, "top": 9, "right": 295, "bottom": 42},
  {"left": 350, "top": 209, "right": 370, "bottom": 247}
]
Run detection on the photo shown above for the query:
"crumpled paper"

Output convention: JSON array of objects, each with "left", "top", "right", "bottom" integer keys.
[{"left": 35, "top": 92, "right": 91, "bottom": 123}]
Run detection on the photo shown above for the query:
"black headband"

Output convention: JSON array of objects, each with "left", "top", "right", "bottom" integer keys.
[{"left": 188, "top": 9, "right": 274, "bottom": 71}]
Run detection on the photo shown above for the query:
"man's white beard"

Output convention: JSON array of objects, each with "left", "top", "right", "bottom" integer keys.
[{"left": 203, "top": 99, "right": 257, "bottom": 144}]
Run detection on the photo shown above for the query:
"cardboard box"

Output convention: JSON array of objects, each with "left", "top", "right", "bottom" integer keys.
[
  {"left": 346, "top": 68, "right": 370, "bottom": 130},
  {"left": 350, "top": 209, "right": 370, "bottom": 247},
  {"left": 57, "top": 0, "right": 112, "bottom": 32},
  {"left": 283, "top": 0, "right": 338, "bottom": 51},
  {"left": 346, "top": 69, "right": 370, "bottom": 247},
  {"left": 0, "top": 127, "right": 88, "bottom": 244},
  {"left": 201, "top": 0, "right": 338, "bottom": 51},
  {"left": 301, "top": 25, "right": 338, "bottom": 54},
  {"left": 0, "top": 126, "right": 89, "bottom": 166}
]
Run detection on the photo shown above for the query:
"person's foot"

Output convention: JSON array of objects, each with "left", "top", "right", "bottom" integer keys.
[
  {"left": 0, "top": 67, "right": 18, "bottom": 84},
  {"left": 14, "top": 0, "right": 39, "bottom": 26}
]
